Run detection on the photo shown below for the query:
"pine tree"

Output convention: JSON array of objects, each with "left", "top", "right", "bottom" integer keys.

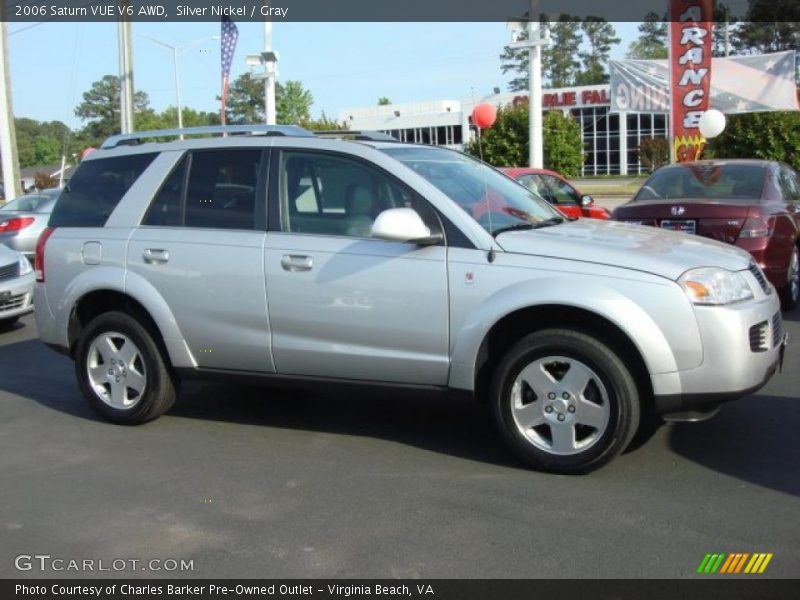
[
  {"left": 575, "top": 18, "right": 621, "bottom": 85},
  {"left": 626, "top": 12, "right": 668, "bottom": 60},
  {"left": 544, "top": 18, "right": 582, "bottom": 88}
]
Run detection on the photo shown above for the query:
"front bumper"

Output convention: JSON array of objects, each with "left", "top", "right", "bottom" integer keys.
[
  {"left": 0, "top": 271, "right": 35, "bottom": 320},
  {"left": 653, "top": 288, "right": 785, "bottom": 416}
]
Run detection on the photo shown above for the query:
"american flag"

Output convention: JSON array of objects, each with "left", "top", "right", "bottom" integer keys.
[{"left": 220, "top": 16, "right": 239, "bottom": 125}]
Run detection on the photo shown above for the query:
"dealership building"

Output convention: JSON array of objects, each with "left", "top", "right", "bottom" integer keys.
[{"left": 339, "top": 84, "right": 669, "bottom": 176}]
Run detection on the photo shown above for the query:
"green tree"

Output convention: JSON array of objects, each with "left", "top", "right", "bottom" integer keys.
[
  {"left": 14, "top": 118, "right": 74, "bottom": 168},
  {"left": 224, "top": 72, "right": 271, "bottom": 124},
  {"left": 542, "top": 110, "right": 583, "bottom": 176},
  {"left": 637, "top": 137, "right": 670, "bottom": 172},
  {"left": 545, "top": 18, "right": 582, "bottom": 87},
  {"left": 575, "top": 18, "right": 621, "bottom": 85},
  {"left": 277, "top": 80, "right": 313, "bottom": 125},
  {"left": 74, "top": 75, "right": 150, "bottom": 142},
  {"left": 464, "top": 105, "right": 583, "bottom": 176},
  {"left": 299, "top": 111, "right": 349, "bottom": 131},
  {"left": 706, "top": 111, "right": 800, "bottom": 171},
  {"left": 626, "top": 12, "right": 668, "bottom": 59},
  {"left": 733, "top": 0, "right": 800, "bottom": 55},
  {"left": 378, "top": 97, "right": 391, "bottom": 105}
]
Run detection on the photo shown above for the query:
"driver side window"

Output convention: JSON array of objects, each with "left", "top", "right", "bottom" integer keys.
[{"left": 278, "top": 151, "right": 440, "bottom": 239}]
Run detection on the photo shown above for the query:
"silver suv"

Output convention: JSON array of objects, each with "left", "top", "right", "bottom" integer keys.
[{"left": 35, "top": 126, "right": 787, "bottom": 473}]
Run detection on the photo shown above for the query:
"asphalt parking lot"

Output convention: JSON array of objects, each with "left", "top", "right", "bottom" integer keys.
[{"left": 1, "top": 313, "right": 798, "bottom": 579}]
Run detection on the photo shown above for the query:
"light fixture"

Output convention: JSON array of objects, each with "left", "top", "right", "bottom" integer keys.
[{"left": 393, "top": 110, "right": 401, "bottom": 117}]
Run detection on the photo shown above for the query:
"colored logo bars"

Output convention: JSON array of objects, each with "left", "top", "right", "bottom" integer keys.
[{"left": 697, "top": 553, "right": 773, "bottom": 574}]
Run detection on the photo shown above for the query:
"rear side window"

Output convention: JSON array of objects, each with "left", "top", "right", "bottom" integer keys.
[
  {"left": 49, "top": 154, "right": 156, "bottom": 227},
  {"left": 635, "top": 164, "right": 766, "bottom": 202},
  {"left": 143, "top": 150, "right": 263, "bottom": 230}
]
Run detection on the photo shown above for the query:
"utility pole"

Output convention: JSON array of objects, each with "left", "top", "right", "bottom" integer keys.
[
  {"left": 507, "top": 0, "right": 545, "bottom": 168},
  {"left": 0, "top": 20, "right": 21, "bottom": 201},
  {"left": 117, "top": 2, "right": 134, "bottom": 133},
  {"left": 263, "top": 21, "right": 277, "bottom": 125}
]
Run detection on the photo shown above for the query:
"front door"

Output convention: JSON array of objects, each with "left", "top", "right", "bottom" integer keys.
[{"left": 264, "top": 149, "right": 450, "bottom": 385}]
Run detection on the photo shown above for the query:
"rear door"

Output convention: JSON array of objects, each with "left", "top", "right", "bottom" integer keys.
[
  {"left": 263, "top": 148, "right": 450, "bottom": 385},
  {"left": 127, "top": 148, "right": 274, "bottom": 373}
]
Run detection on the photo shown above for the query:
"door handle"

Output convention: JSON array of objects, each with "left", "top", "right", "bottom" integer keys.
[
  {"left": 281, "top": 254, "right": 313, "bottom": 272},
  {"left": 143, "top": 248, "right": 170, "bottom": 264}
]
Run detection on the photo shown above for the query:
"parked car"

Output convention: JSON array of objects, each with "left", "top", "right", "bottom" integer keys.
[
  {"left": 0, "top": 188, "right": 61, "bottom": 262},
  {"left": 499, "top": 167, "right": 611, "bottom": 220},
  {"left": 612, "top": 160, "right": 800, "bottom": 310},
  {"left": 0, "top": 244, "right": 34, "bottom": 329},
  {"left": 35, "top": 126, "right": 786, "bottom": 473}
]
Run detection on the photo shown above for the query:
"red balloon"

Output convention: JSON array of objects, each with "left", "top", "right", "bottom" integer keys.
[
  {"left": 472, "top": 103, "right": 497, "bottom": 129},
  {"left": 81, "top": 147, "right": 96, "bottom": 160}
]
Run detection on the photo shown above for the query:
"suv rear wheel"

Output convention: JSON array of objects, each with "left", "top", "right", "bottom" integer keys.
[
  {"left": 491, "top": 328, "right": 640, "bottom": 474},
  {"left": 75, "top": 311, "right": 176, "bottom": 424}
]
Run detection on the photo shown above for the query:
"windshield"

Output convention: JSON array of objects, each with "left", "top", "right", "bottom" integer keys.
[
  {"left": 635, "top": 164, "right": 766, "bottom": 201},
  {"left": 381, "top": 146, "right": 562, "bottom": 235}
]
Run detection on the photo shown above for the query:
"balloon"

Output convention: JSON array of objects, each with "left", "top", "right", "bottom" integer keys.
[
  {"left": 699, "top": 109, "right": 726, "bottom": 139},
  {"left": 81, "top": 147, "right": 96, "bottom": 160},
  {"left": 472, "top": 103, "right": 497, "bottom": 129}
]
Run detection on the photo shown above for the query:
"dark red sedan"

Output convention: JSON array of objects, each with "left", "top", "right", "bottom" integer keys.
[
  {"left": 499, "top": 167, "right": 611, "bottom": 220},
  {"left": 613, "top": 160, "right": 800, "bottom": 310}
]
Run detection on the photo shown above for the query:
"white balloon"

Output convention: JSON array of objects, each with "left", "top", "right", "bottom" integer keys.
[{"left": 699, "top": 109, "right": 727, "bottom": 138}]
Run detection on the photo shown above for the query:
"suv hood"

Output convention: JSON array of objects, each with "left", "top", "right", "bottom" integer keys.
[{"left": 496, "top": 219, "right": 752, "bottom": 280}]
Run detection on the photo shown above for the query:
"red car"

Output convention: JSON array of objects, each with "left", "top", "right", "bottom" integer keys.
[
  {"left": 499, "top": 167, "right": 612, "bottom": 220},
  {"left": 613, "top": 160, "right": 800, "bottom": 310}
]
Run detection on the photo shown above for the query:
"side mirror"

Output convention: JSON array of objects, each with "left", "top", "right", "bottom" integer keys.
[
  {"left": 371, "top": 208, "right": 442, "bottom": 245},
  {"left": 581, "top": 194, "right": 594, "bottom": 207}
]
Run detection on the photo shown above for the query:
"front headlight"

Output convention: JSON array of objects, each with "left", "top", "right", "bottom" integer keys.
[
  {"left": 18, "top": 254, "right": 32, "bottom": 276},
  {"left": 679, "top": 267, "right": 753, "bottom": 305}
]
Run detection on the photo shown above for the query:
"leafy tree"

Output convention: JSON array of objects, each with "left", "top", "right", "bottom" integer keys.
[
  {"left": 464, "top": 105, "right": 583, "bottom": 176},
  {"left": 637, "top": 138, "right": 670, "bottom": 172},
  {"left": 733, "top": 0, "right": 800, "bottom": 55},
  {"left": 277, "top": 80, "right": 313, "bottom": 125},
  {"left": 545, "top": 18, "right": 583, "bottom": 88},
  {"left": 223, "top": 74, "right": 314, "bottom": 125},
  {"left": 706, "top": 111, "right": 800, "bottom": 171},
  {"left": 626, "top": 12, "right": 668, "bottom": 59},
  {"left": 74, "top": 75, "right": 150, "bottom": 142},
  {"left": 14, "top": 118, "right": 75, "bottom": 168},
  {"left": 224, "top": 72, "right": 271, "bottom": 124},
  {"left": 378, "top": 97, "right": 391, "bottom": 105},
  {"left": 542, "top": 110, "right": 583, "bottom": 176},
  {"left": 299, "top": 112, "right": 349, "bottom": 131},
  {"left": 711, "top": 3, "right": 739, "bottom": 57},
  {"left": 575, "top": 18, "right": 621, "bottom": 85}
]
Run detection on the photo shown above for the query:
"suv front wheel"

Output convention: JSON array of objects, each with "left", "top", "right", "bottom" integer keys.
[
  {"left": 75, "top": 311, "right": 177, "bottom": 424},
  {"left": 491, "top": 328, "right": 640, "bottom": 474}
]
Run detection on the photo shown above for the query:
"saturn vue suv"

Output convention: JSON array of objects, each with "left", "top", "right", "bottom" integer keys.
[{"left": 34, "top": 125, "right": 788, "bottom": 473}]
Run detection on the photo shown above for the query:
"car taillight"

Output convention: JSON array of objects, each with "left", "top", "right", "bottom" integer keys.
[
  {"left": 738, "top": 216, "right": 774, "bottom": 239},
  {"left": 35, "top": 227, "right": 55, "bottom": 283},
  {"left": 0, "top": 216, "right": 35, "bottom": 232}
]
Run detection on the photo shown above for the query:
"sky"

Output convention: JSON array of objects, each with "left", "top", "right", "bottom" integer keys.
[{"left": 6, "top": 21, "right": 640, "bottom": 129}]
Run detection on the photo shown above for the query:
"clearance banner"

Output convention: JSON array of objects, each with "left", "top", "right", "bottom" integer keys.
[{"left": 669, "top": 0, "right": 713, "bottom": 162}]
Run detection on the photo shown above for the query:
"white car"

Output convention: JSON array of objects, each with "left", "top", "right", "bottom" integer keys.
[{"left": 0, "top": 244, "right": 34, "bottom": 329}]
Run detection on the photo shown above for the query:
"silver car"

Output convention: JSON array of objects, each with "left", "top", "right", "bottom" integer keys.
[
  {"left": 34, "top": 125, "right": 787, "bottom": 473},
  {"left": 0, "top": 244, "right": 34, "bottom": 328},
  {"left": 0, "top": 188, "right": 61, "bottom": 261}
]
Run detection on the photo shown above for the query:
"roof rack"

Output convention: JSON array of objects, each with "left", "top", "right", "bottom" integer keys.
[
  {"left": 101, "top": 124, "right": 315, "bottom": 149},
  {"left": 313, "top": 130, "right": 399, "bottom": 142}
]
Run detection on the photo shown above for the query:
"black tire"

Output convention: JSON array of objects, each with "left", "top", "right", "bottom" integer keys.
[
  {"left": 491, "top": 328, "right": 640, "bottom": 474},
  {"left": 0, "top": 316, "right": 19, "bottom": 330},
  {"left": 75, "top": 311, "right": 176, "bottom": 424},
  {"left": 779, "top": 246, "right": 799, "bottom": 312}
]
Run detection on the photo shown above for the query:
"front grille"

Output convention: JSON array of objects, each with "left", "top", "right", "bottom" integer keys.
[
  {"left": 0, "top": 293, "right": 26, "bottom": 313},
  {"left": 772, "top": 312, "right": 784, "bottom": 348},
  {"left": 0, "top": 261, "right": 19, "bottom": 282},
  {"left": 749, "top": 321, "right": 769, "bottom": 352},
  {"left": 748, "top": 262, "right": 771, "bottom": 295}
]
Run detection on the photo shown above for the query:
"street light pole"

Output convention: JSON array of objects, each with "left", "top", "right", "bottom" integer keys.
[
  {"left": 139, "top": 34, "right": 218, "bottom": 137},
  {"left": 507, "top": 0, "right": 545, "bottom": 168}
]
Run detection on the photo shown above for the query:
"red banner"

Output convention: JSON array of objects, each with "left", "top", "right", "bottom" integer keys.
[{"left": 669, "top": 0, "right": 713, "bottom": 162}]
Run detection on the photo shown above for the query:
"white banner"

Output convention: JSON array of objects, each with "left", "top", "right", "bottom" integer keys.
[{"left": 610, "top": 51, "right": 799, "bottom": 114}]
